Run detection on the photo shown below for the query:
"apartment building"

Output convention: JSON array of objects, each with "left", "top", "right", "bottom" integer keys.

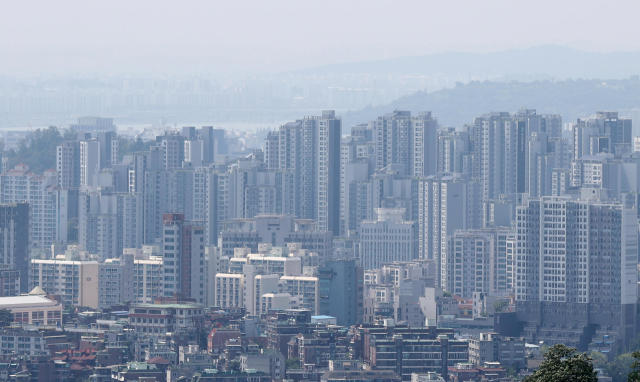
[
  {"left": 360, "top": 208, "right": 418, "bottom": 270},
  {"left": 515, "top": 196, "right": 638, "bottom": 350}
]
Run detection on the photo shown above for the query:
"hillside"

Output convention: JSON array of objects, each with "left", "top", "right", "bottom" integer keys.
[
  {"left": 290, "top": 45, "right": 640, "bottom": 80},
  {"left": 342, "top": 77, "right": 640, "bottom": 129}
]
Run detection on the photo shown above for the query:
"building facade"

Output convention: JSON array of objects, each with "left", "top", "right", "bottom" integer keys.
[{"left": 515, "top": 196, "right": 638, "bottom": 350}]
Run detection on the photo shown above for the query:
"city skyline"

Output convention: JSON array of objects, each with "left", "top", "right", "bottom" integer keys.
[{"left": 0, "top": 2, "right": 639, "bottom": 380}]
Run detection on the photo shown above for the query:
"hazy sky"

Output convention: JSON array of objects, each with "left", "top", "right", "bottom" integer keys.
[{"left": 2, "top": 0, "right": 640, "bottom": 76}]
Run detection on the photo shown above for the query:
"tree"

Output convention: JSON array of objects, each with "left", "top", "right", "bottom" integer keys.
[
  {"left": 628, "top": 334, "right": 640, "bottom": 353},
  {"left": 118, "top": 136, "right": 154, "bottom": 160},
  {"left": 0, "top": 309, "right": 13, "bottom": 327},
  {"left": 523, "top": 344, "right": 597, "bottom": 382},
  {"left": 286, "top": 357, "right": 302, "bottom": 370},
  {"left": 4, "top": 126, "right": 66, "bottom": 174},
  {"left": 539, "top": 344, "right": 550, "bottom": 355},
  {"left": 628, "top": 351, "right": 640, "bottom": 382},
  {"left": 494, "top": 300, "right": 508, "bottom": 313},
  {"left": 197, "top": 327, "right": 209, "bottom": 350},
  {"left": 604, "top": 353, "right": 634, "bottom": 382},
  {"left": 506, "top": 365, "right": 519, "bottom": 379},
  {"left": 228, "top": 360, "right": 241, "bottom": 373},
  {"left": 587, "top": 351, "right": 607, "bottom": 369}
]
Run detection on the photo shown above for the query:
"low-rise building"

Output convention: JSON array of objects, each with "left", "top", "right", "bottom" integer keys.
[
  {"left": 111, "top": 362, "right": 166, "bottom": 382},
  {"left": 207, "top": 328, "right": 241, "bottom": 354},
  {"left": 239, "top": 349, "right": 284, "bottom": 380},
  {"left": 0, "top": 267, "right": 20, "bottom": 297},
  {"left": 321, "top": 370, "right": 402, "bottom": 382},
  {"left": 410, "top": 373, "right": 445, "bottom": 382},
  {"left": 128, "top": 303, "right": 204, "bottom": 335},
  {"left": 0, "top": 329, "right": 68, "bottom": 356},
  {"left": 193, "top": 369, "right": 272, "bottom": 382},
  {"left": 447, "top": 363, "right": 478, "bottom": 382},
  {"left": 0, "top": 290, "right": 63, "bottom": 326},
  {"left": 468, "top": 332, "right": 525, "bottom": 368},
  {"left": 356, "top": 324, "right": 466, "bottom": 382}
]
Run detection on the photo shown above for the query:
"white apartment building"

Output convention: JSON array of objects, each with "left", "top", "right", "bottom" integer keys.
[
  {"left": 551, "top": 168, "right": 572, "bottom": 196},
  {"left": 264, "top": 111, "right": 342, "bottom": 234},
  {"left": 57, "top": 140, "right": 80, "bottom": 188},
  {"left": 445, "top": 228, "right": 515, "bottom": 298},
  {"left": 340, "top": 136, "right": 374, "bottom": 236},
  {"left": 219, "top": 214, "right": 333, "bottom": 261},
  {"left": 360, "top": 208, "right": 418, "bottom": 270},
  {"left": 437, "top": 128, "right": 471, "bottom": 174},
  {"left": 228, "top": 249, "right": 302, "bottom": 276},
  {"left": 372, "top": 110, "right": 439, "bottom": 177},
  {"left": 279, "top": 275, "right": 320, "bottom": 314},
  {"left": 142, "top": 166, "right": 210, "bottom": 245},
  {"left": 80, "top": 139, "right": 101, "bottom": 187},
  {"left": 471, "top": 110, "right": 562, "bottom": 202},
  {"left": 133, "top": 255, "right": 163, "bottom": 304},
  {"left": 31, "top": 249, "right": 134, "bottom": 309},
  {"left": 30, "top": 250, "right": 100, "bottom": 308},
  {"left": 515, "top": 197, "right": 638, "bottom": 338},
  {"left": 259, "top": 293, "right": 292, "bottom": 316},
  {"left": 101, "top": 256, "right": 134, "bottom": 309},
  {"left": 363, "top": 260, "right": 435, "bottom": 288},
  {"left": 515, "top": 196, "right": 638, "bottom": 349},
  {"left": 247, "top": 272, "right": 279, "bottom": 316},
  {"left": 79, "top": 191, "right": 143, "bottom": 261},
  {"left": 572, "top": 111, "right": 631, "bottom": 159},
  {"left": 156, "top": 132, "right": 186, "bottom": 169},
  {"left": 214, "top": 273, "right": 244, "bottom": 309},
  {"left": 0, "top": 164, "right": 68, "bottom": 252},
  {"left": 418, "top": 174, "right": 482, "bottom": 287},
  {"left": 161, "top": 214, "right": 206, "bottom": 303},
  {"left": 516, "top": 196, "right": 637, "bottom": 305},
  {"left": 184, "top": 140, "right": 204, "bottom": 167}
]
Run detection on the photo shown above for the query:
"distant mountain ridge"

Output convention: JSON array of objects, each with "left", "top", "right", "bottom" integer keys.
[
  {"left": 342, "top": 77, "right": 640, "bottom": 129},
  {"left": 290, "top": 45, "right": 640, "bottom": 80}
]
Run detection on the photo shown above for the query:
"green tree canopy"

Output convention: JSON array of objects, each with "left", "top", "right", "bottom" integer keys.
[
  {"left": 627, "top": 351, "right": 640, "bottom": 382},
  {"left": 0, "top": 309, "right": 13, "bottom": 327},
  {"left": 3, "top": 127, "right": 76, "bottom": 175},
  {"left": 1, "top": 127, "right": 155, "bottom": 177},
  {"left": 493, "top": 300, "right": 508, "bottom": 313},
  {"left": 117, "top": 136, "right": 154, "bottom": 160},
  {"left": 587, "top": 351, "right": 607, "bottom": 369},
  {"left": 228, "top": 360, "right": 241, "bottom": 373},
  {"left": 523, "top": 344, "right": 597, "bottom": 382},
  {"left": 604, "top": 353, "right": 635, "bottom": 382},
  {"left": 285, "top": 357, "right": 301, "bottom": 370}
]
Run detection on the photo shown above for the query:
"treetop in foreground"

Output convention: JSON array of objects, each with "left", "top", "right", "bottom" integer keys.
[{"left": 523, "top": 344, "right": 597, "bottom": 382}]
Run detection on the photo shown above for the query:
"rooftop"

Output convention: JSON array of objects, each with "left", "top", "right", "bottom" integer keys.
[
  {"left": 130, "top": 303, "right": 202, "bottom": 309},
  {"left": 0, "top": 295, "right": 57, "bottom": 307}
]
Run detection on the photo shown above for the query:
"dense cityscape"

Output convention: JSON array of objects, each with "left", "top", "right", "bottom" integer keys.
[
  {"left": 0, "top": 105, "right": 636, "bottom": 381},
  {"left": 4, "top": 1, "right": 640, "bottom": 382}
]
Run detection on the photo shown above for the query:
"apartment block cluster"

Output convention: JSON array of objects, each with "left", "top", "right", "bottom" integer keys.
[{"left": 0, "top": 109, "right": 637, "bottom": 381}]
